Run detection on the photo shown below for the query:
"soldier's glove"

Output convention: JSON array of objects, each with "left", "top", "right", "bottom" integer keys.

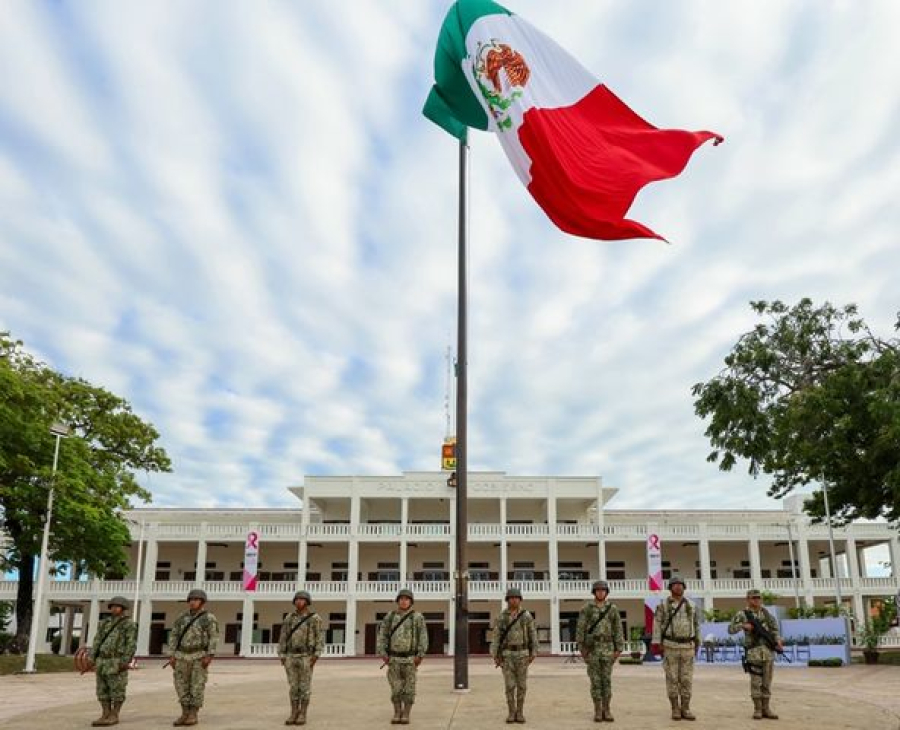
[
  {"left": 118, "top": 663, "right": 130, "bottom": 673},
  {"left": 494, "top": 657, "right": 503, "bottom": 668},
  {"left": 201, "top": 656, "right": 213, "bottom": 669},
  {"left": 163, "top": 657, "right": 175, "bottom": 669},
  {"left": 310, "top": 657, "right": 318, "bottom": 667},
  {"left": 413, "top": 656, "right": 422, "bottom": 667},
  {"left": 280, "top": 657, "right": 286, "bottom": 666}
]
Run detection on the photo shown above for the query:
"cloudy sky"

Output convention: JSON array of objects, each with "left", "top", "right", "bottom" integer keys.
[{"left": 1, "top": 0, "right": 898, "bottom": 515}]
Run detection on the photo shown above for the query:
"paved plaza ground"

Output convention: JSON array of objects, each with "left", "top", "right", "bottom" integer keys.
[{"left": 1, "top": 657, "right": 897, "bottom": 729}]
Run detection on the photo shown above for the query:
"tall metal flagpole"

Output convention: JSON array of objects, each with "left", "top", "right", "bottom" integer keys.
[
  {"left": 453, "top": 135, "right": 470, "bottom": 691},
  {"left": 822, "top": 483, "right": 843, "bottom": 609}
]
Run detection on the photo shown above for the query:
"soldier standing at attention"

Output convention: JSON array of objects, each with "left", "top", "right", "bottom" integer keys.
[
  {"left": 377, "top": 589, "right": 428, "bottom": 725},
  {"left": 651, "top": 576, "right": 701, "bottom": 721},
  {"left": 278, "top": 590, "right": 325, "bottom": 726},
  {"left": 87, "top": 596, "right": 137, "bottom": 727},
  {"left": 490, "top": 587, "right": 538, "bottom": 724},
  {"left": 729, "top": 588, "right": 783, "bottom": 720},
  {"left": 576, "top": 580, "right": 623, "bottom": 723},
  {"left": 165, "top": 588, "right": 219, "bottom": 727}
]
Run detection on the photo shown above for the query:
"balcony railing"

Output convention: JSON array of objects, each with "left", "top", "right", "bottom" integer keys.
[
  {"left": 306, "top": 524, "right": 351, "bottom": 537},
  {"left": 357, "top": 524, "right": 402, "bottom": 537},
  {"left": 249, "top": 643, "right": 345, "bottom": 657},
  {"left": 405, "top": 524, "right": 451, "bottom": 537}
]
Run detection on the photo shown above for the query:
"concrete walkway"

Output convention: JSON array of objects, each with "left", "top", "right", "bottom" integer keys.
[{"left": 1, "top": 657, "right": 897, "bottom": 729}]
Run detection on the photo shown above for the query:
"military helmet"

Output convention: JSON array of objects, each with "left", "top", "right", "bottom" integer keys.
[
  {"left": 668, "top": 575, "right": 686, "bottom": 589},
  {"left": 107, "top": 595, "right": 129, "bottom": 610},
  {"left": 505, "top": 587, "right": 523, "bottom": 600},
  {"left": 293, "top": 590, "right": 312, "bottom": 605},
  {"left": 746, "top": 588, "right": 762, "bottom": 599},
  {"left": 187, "top": 588, "right": 208, "bottom": 603},
  {"left": 396, "top": 588, "right": 414, "bottom": 602},
  {"left": 591, "top": 580, "right": 610, "bottom": 594}
]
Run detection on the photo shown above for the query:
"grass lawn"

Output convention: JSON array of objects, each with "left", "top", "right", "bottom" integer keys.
[{"left": 0, "top": 654, "right": 75, "bottom": 675}]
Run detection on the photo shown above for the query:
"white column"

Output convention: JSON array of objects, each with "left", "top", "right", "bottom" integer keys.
[
  {"left": 795, "top": 524, "right": 814, "bottom": 606},
  {"left": 748, "top": 525, "right": 762, "bottom": 585},
  {"left": 87, "top": 598, "right": 100, "bottom": 646},
  {"left": 400, "top": 497, "right": 409, "bottom": 583},
  {"left": 346, "top": 489, "right": 361, "bottom": 657},
  {"left": 298, "top": 485, "right": 310, "bottom": 585},
  {"left": 61, "top": 606, "right": 75, "bottom": 656},
  {"left": 239, "top": 596, "right": 254, "bottom": 657},
  {"left": 448, "top": 497, "right": 457, "bottom": 658},
  {"left": 596, "top": 482, "right": 607, "bottom": 581},
  {"left": 890, "top": 536, "right": 900, "bottom": 588},
  {"left": 139, "top": 532, "right": 158, "bottom": 653},
  {"left": 547, "top": 489, "right": 560, "bottom": 655},
  {"left": 699, "top": 525, "right": 713, "bottom": 611},
  {"left": 136, "top": 598, "right": 152, "bottom": 655},
  {"left": 500, "top": 498, "right": 508, "bottom": 592},
  {"left": 195, "top": 526, "right": 208, "bottom": 585},
  {"left": 845, "top": 537, "right": 860, "bottom": 583}
]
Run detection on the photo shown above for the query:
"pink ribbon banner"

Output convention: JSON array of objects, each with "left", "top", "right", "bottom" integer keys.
[
  {"left": 243, "top": 531, "right": 260, "bottom": 591},
  {"left": 647, "top": 533, "right": 663, "bottom": 591}
]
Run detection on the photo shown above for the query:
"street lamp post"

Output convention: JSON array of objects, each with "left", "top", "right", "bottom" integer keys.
[{"left": 23, "top": 422, "right": 71, "bottom": 674}]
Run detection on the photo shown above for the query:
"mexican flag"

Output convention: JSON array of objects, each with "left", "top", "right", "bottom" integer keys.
[{"left": 423, "top": 0, "right": 723, "bottom": 241}]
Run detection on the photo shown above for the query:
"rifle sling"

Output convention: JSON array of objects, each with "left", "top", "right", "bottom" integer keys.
[
  {"left": 173, "top": 611, "right": 207, "bottom": 653},
  {"left": 387, "top": 611, "right": 415, "bottom": 653},
  {"left": 661, "top": 599, "right": 688, "bottom": 642},
  {"left": 587, "top": 604, "right": 613, "bottom": 639},
  {"left": 284, "top": 613, "right": 315, "bottom": 646},
  {"left": 94, "top": 617, "right": 126, "bottom": 656},
  {"left": 497, "top": 612, "right": 526, "bottom": 652}
]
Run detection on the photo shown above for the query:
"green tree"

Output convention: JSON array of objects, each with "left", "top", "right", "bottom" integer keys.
[
  {"left": 692, "top": 299, "right": 900, "bottom": 522},
  {"left": 0, "top": 333, "right": 171, "bottom": 651}
]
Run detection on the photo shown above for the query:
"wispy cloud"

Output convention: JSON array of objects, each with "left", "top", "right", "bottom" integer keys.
[{"left": 1, "top": 1, "right": 898, "bottom": 512}]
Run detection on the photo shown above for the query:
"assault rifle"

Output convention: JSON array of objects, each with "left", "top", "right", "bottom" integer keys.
[{"left": 740, "top": 611, "right": 789, "bottom": 675}]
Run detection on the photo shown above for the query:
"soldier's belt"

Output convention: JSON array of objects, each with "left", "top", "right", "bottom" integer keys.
[
  {"left": 388, "top": 651, "right": 416, "bottom": 658},
  {"left": 665, "top": 638, "right": 696, "bottom": 645},
  {"left": 503, "top": 644, "right": 527, "bottom": 651},
  {"left": 285, "top": 650, "right": 315, "bottom": 657}
]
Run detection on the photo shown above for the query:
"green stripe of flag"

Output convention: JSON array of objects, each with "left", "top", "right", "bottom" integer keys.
[{"left": 423, "top": 0, "right": 512, "bottom": 140}]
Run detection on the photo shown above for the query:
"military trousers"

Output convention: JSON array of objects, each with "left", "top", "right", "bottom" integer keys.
[
  {"left": 283, "top": 655, "right": 315, "bottom": 703},
  {"left": 749, "top": 658, "right": 774, "bottom": 700},
  {"left": 663, "top": 646, "right": 695, "bottom": 701},
  {"left": 95, "top": 658, "right": 129, "bottom": 703},
  {"left": 500, "top": 651, "right": 531, "bottom": 698},
  {"left": 585, "top": 653, "right": 615, "bottom": 701},
  {"left": 173, "top": 657, "right": 209, "bottom": 708},
  {"left": 386, "top": 658, "right": 418, "bottom": 704}
]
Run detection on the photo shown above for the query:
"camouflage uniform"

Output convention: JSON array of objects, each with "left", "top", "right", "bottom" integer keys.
[
  {"left": 490, "top": 605, "right": 538, "bottom": 722},
  {"left": 377, "top": 607, "right": 428, "bottom": 717},
  {"left": 90, "top": 614, "right": 138, "bottom": 704},
  {"left": 168, "top": 608, "right": 220, "bottom": 715},
  {"left": 729, "top": 598, "right": 781, "bottom": 719},
  {"left": 652, "top": 594, "right": 700, "bottom": 719},
  {"left": 576, "top": 597, "right": 623, "bottom": 720},
  {"left": 278, "top": 607, "right": 325, "bottom": 709},
  {"left": 88, "top": 604, "right": 138, "bottom": 726}
]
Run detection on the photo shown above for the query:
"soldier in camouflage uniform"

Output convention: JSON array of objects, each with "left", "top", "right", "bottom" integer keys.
[
  {"left": 165, "top": 588, "right": 220, "bottom": 727},
  {"left": 651, "top": 576, "right": 700, "bottom": 721},
  {"left": 377, "top": 588, "right": 428, "bottom": 725},
  {"left": 278, "top": 590, "right": 325, "bottom": 726},
  {"left": 490, "top": 587, "right": 538, "bottom": 724},
  {"left": 88, "top": 595, "right": 137, "bottom": 727},
  {"left": 729, "top": 588, "right": 783, "bottom": 720},
  {"left": 576, "top": 580, "right": 623, "bottom": 723}
]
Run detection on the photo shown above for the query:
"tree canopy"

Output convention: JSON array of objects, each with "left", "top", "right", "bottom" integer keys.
[
  {"left": 692, "top": 299, "right": 900, "bottom": 523},
  {"left": 0, "top": 332, "right": 171, "bottom": 649}
]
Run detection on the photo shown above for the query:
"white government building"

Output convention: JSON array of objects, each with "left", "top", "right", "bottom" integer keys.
[{"left": 5, "top": 472, "right": 899, "bottom": 658}]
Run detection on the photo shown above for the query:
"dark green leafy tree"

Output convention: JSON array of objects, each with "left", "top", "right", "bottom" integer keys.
[
  {"left": 692, "top": 299, "right": 900, "bottom": 523},
  {"left": 0, "top": 333, "right": 171, "bottom": 651}
]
